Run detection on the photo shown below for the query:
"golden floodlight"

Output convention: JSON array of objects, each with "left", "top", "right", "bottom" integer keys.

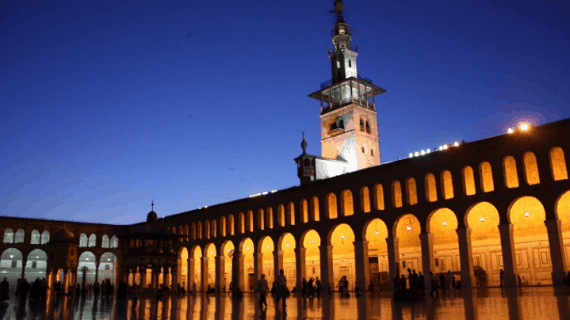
[
  {"left": 406, "top": 226, "right": 412, "bottom": 231},
  {"left": 442, "top": 221, "right": 447, "bottom": 226},
  {"left": 507, "top": 128, "right": 514, "bottom": 134},
  {"left": 520, "top": 123, "right": 529, "bottom": 131}
]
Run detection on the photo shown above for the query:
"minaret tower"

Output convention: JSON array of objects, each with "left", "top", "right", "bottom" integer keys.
[{"left": 309, "top": 0, "right": 386, "bottom": 171}]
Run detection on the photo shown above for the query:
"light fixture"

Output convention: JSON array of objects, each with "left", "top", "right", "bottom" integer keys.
[
  {"left": 420, "top": 150, "right": 425, "bottom": 155},
  {"left": 409, "top": 153, "right": 413, "bottom": 158},
  {"left": 520, "top": 124, "right": 529, "bottom": 131},
  {"left": 507, "top": 128, "right": 514, "bottom": 134},
  {"left": 228, "top": 249, "right": 231, "bottom": 252},
  {"left": 9, "top": 255, "right": 13, "bottom": 259},
  {"left": 439, "top": 146, "right": 443, "bottom": 151},
  {"left": 480, "top": 216, "right": 485, "bottom": 222},
  {"left": 443, "top": 144, "right": 448, "bottom": 150},
  {"left": 340, "top": 235, "right": 345, "bottom": 239},
  {"left": 86, "top": 258, "right": 89, "bottom": 260},
  {"left": 210, "top": 251, "right": 213, "bottom": 255},
  {"left": 426, "top": 149, "right": 431, "bottom": 153},
  {"left": 414, "top": 152, "right": 419, "bottom": 157},
  {"left": 36, "top": 256, "right": 39, "bottom": 259},
  {"left": 442, "top": 221, "right": 447, "bottom": 226},
  {"left": 453, "top": 142, "right": 459, "bottom": 147},
  {"left": 524, "top": 212, "right": 530, "bottom": 217},
  {"left": 285, "top": 243, "right": 290, "bottom": 247},
  {"left": 246, "top": 246, "right": 250, "bottom": 250},
  {"left": 375, "top": 230, "right": 379, "bottom": 235},
  {"left": 406, "top": 226, "right": 412, "bottom": 231},
  {"left": 266, "top": 245, "right": 270, "bottom": 249},
  {"left": 108, "top": 258, "right": 111, "bottom": 261},
  {"left": 310, "top": 240, "right": 314, "bottom": 244}
]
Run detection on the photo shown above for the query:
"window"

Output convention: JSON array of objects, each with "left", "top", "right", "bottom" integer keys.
[
  {"left": 338, "top": 119, "right": 344, "bottom": 129},
  {"left": 336, "top": 60, "right": 340, "bottom": 69},
  {"left": 349, "top": 59, "right": 352, "bottom": 68},
  {"left": 32, "top": 261, "right": 37, "bottom": 269},
  {"left": 360, "top": 119, "right": 365, "bottom": 131},
  {"left": 366, "top": 121, "right": 371, "bottom": 134},
  {"left": 371, "top": 149, "right": 374, "bottom": 156},
  {"left": 105, "top": 265, "right": 110, "bottom": 270},
  {"left": 362, "top": 147, "right": 365, "bottom": 153}
]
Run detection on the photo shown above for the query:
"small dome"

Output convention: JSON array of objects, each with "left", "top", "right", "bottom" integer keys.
[
  {"left": 52, "top": 228, "right": 76, "bottom": 243},
  {"left": 147, "top": 210, "right": 158, "bottom": 223}
]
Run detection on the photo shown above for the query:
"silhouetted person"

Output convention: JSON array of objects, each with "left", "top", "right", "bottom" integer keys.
[
  {"left": 18, "top": 279, "right": 30, "bottom": 301},
  {"left": 315, "top": 277, "right": 321, "bottom": 296},
  {"left": 0, "top": 278, "right": 9, "bottom": 302},
  {"left": 276, "top": 269, "right": 287, "bottom": 314},
  {"left": 256, "top": 274, "right": 269, "bottom": 310},
  {"left": 500, "top": 269, "right": 504, "bottom": 286}
]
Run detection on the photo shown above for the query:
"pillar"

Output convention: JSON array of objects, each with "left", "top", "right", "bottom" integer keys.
[
  {"left": 498, "top": 224, "right": 517, "bottom": 286},
  {"left": 296, "top": 247, "right": 306, "bottom": 291},
  {"left": 152, "top": 266, "right": 159, "bottom": 289},
  {"left": 63, "top": 269, "right": 69, "bottom": 294},
  {"left": 419, "top": 233, "right": 434, "bottom": 290},
  {"left": 386, "top": 237, "right": 399, "bottom": 290},
  {"left": 164, "top": 266, "right": 171, "bottom": 288},
  {"left": 274, "top": 250, "right": 283, "bottom": 287},
  {"left": 188, "top": 258, "right": 194, "bottom": 292},
  {"left": 94, "top": 262, "right": 100, "bottom": 284},
  {"left": 456, "top": 227, "right": 476, "bottom": 288},
  {"left": 545, "top": 219, "right": 567, "bottom": 286},
  {"left": 215, "top": 255, "right": 224, "bottom": 293},
  {"left": 319, "top": 245, "right": 333, "bottom": 292},
  {"left": 140, "top": 266, "right": 147, "bottom": 288},
  {"left": 20, "top": 258, "right": 27, "bottom": 280},
  {"left": 201, "top": 257, "right": 208, "bottom": 292},
  {"left": 353, "top": 240, "right": 370, "bottom": 291},
  {"left": 231, "top": 252, "right": 240, "bottom": 294}
]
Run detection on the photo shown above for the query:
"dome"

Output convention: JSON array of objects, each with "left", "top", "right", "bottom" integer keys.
[
  {"left": 52, "top": 228, "right": 76, "bottom": 243},
  {"left": 147, "top": 210, "right": 158, "bottom": 223}
]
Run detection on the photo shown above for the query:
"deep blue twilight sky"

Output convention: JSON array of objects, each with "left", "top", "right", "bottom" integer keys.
[{"left": 1, "top": 0, "right": 568, "bottom": 225}]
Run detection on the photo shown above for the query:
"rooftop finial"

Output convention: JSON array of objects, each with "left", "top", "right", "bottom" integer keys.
[
  {"left": 151, "top": 200, "right": 154, "bottom": 211},
  {"left": 334, "top": 0, "right": 345, "bottom": 23},
  {"left": 301, "top": 132, "right": 308, "bottom": 154}
]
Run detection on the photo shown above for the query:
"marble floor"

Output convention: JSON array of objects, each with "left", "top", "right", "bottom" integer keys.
[{"left": 0, "top": 287, "right": 569, "bottom": 320}]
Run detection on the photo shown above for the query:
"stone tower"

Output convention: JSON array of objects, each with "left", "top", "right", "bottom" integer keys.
[{"left": 309, "top": 0, "right": 386, "bottom": 172}]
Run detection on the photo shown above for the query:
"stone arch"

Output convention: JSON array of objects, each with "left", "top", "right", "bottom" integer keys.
[
  {"left": 14, "top": 229, "right": 25, "bottom": 243},
  {"left": 239, "top": 238, "right": 255, "bottom": 292},
  {"left": 523, "top": 151, "right": 540, "bottom": 185},
  {"left": 177, "top": 247, "right": 189, "bottom": 289},
  {"left": 204, "top": 243, "right": 217, "bottom": 290},
  {"left": 220, "top": 216, "right": 226, "bottom": 237},
  {"left": 479, "top": 161, "right": 494, "bottom": 192},
  {"left": 363, "top": 218, "right": 389, "bottom": 288},
  {"left": 30, "top": 230, "right": 41, "bottom": 245},
  {"left": 41, "top": 230, "right": 50, "bottom": 244},
  {"left": 508, "top": 196, "right": 551, "bottom": 285},
  {"left": 102, "top": 234, "right": 110, "bottom": 248},
  {"left": 228, "top": 214, "right": 235, "bottom": 236},
  {"left": 257, "top": 209, "right": 265, "bottom": 231},
  {"left": 405, "top": 178, "right": 418, "bottom": 205},
  {"left": 391, "top": 180, "right": 403, "bottom": 208},
  {"left": 300, "top": 199, "right": 309, "bottom": 223},
  {"left": 360, "top": 186, "right": 371, "bottom": 213},
  {"left": 25, "top": 249, "right": 47, "bottom": 281},
  {"left": 503, "top": 156, "right": 519, "bottom": 188},
  {"left": 425, "top": 173, "right": 437, "bottom": 202},
  {"left": 0, "top": 248, "right": 23, "bottom": 290},
  {"left": 462, "top": 166, "right": 476, "bottom": 196},
  {"left": 98, "top": 252, "right": 117, "bottom": 285},
  {"left": 220, "top": 240, "right": 235, "bottom": 292},
  {"left": 79, "top": 233, "right": 88, "bottom": 247},
  {"left": 310, "top": 196, "right": 320, "bottom": 221},
  {"left": 110, "top": 235, "right": 118, "bottom": 248},
  {"left": 258, "top": 236, "right": 275, "bottom": 283},
  {"left": 373, "top": 184, "right": 385, "bottom": 210},
  {"left": 3, "top": 228, "right": 14, "bottom": 244},
  {"left": 328, "top": 223, "right": 356, "bottom": 291},
  {"left": 77, "top": 251, "right": 97, "bottom": 287},
  {"left": 287, "top": 202, "right": 296, "bottom": 226},
  {"left": 440, "top": 170, "right": 454, "bottom": 199},
  {"left": 427, "top": 208, "right": 460, "bottom": 275},
  {"left": 550, "top": 146, "right": 568, "bottom": 181},
  {"left": 465, "top": 201, "right": 502, "bottom": 286},
  {"left": 88, "top": 234, "right": 97, "bottom": 247},
  {"left": 190, "top": 245, "right": 203, "bottom": 290},
  {"left": 326, "top": 193, "right": 338, "bottom": 219},
  {"left": 301, "top": 229, "right": 321, "bottom": 282},
  {"left": 277, "top": 233, "right": 297, "bottom": 288},
  {"left": 393, "top": 214, "right": 422, "bottom": 279},
  {"left": 341, "top": 190, "right": 354, "bottom": 216}
]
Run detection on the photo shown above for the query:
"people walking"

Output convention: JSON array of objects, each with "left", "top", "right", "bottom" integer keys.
[
  {"left": 256, "top": 274, "right": 269, "bottom": 310},
  {"left": 275, "top": 269, "right": 288, "bottom": 315}
]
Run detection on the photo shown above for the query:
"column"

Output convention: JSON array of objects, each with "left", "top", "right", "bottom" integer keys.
[
  {"left": 164, "top": 266, "right": 171, "bottom": 288},
  {"left": 94, "top": 262, "right": 101, "bottom": 284},
  {"left": 386, "top": 237, "right": 400, "bottom": 290},
  {"left": 47, "top": 269, "right": 56, "bottom": 292},
  {"left": 319, "top": 245, "right": 333, "bottom": 292},
  {"left": 419, "top": 233, "right": 434, "bottom": 290},
  {"left": 498, "top": 224, "right": 517, "bottom": 287},
  {"left": 231, "top": 252, "right": 241, "bottom": 294},
  {"left": 201, "top": 257, "right": 208, "bottom": 292},
  {"left": 274, "top": 250, "right": 284, "bottom": 287},
  {"left": 215, "top": 255, "right": 224, "bottom": 293},
  {"left": 188, "top": 258, "right": 194, "bottom": 292},
  {"left": 545, "top": 219, "right": 567, "bottom": 286},
  {"left": 140, "top": 266, "right": 147, "bottom": 288},
  {"left": 152, "top": 266, "right": 159, "bottom": 289},
  {"left": 171, "top": 265, "right": 177, "bottom": 291},
  {"left": 63, "top": 269, "right": 69, "bottom": 294},
  {"left": 253, "top": 251, "right": 263, "bottom": 292},
  {"left": 353, "top": 241, "right": 370, "bottom": 291},
  {"left": 456, "top": 227, "right": 476, "bottom": 288},
  {"left": 20, "top": 258, "right": 27, "bottom": 280},
  {"left": 296, "top": 248, "right": 306, "bottom": 292}
]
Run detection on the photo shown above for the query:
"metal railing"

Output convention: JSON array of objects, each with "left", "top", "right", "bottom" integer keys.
[{"left": 320, "top": 75, "right": 373, "bottom": 89}]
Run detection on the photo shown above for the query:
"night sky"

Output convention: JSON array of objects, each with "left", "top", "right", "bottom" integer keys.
[{"left": 1, "top": 0, "right": 568, "bottom": 225}]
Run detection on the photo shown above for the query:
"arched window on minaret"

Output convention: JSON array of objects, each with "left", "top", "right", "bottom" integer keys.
[
  {"left": 339, "top": 119, "right": 344, "bottom": 129},
  {"left": 360, "top": 119, "right": 365, "bottom": 131},
  {"left": 366, "top": 121, "right": 371, "bottom": 134}
]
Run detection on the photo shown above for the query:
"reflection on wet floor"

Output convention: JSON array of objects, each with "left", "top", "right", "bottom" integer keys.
[{"left": 0, "top": 287, "right": 570, "bottom": 319}]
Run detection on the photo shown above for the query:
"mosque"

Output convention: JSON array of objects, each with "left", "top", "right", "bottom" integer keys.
[{"left": 1, "top": 0, "right": 569, "bottom": 295}]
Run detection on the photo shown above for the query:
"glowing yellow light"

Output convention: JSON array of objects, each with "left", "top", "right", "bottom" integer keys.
[
  {"left": 310, "top": 240, "right": 314, "bottom": 244},
  {"left": 414, "top": 152, "right": 419, "bottom": 156},
  {"left": 426, "top": 149, "right": 431, "bottom": 153},
  {"left": 507, "top": 128, "right": 514, "bottom": 134},
  {"left": 442, "top": 221, "right": 447, "bottom": 226},
  {"left": 285, "top": 243, "right": 290, "bottom": 247},
  {"left": 209, "top": 251, "right": 213, "bottom": 255},
  {"left": 443, "top": 144, "right": 448, "bottom": 150},
  {"left": 524, "top": 212, "right": 530, "bottom": 217},
  {"left": 227, "top": 249, "right": 231, "bottom": 252},
  {"left": 375, "top": 230, "right": 379, "bottom": 235},
  {"left": 480, "top": 217, "right": 485, "bottom": 222},
  {"left": 340, "top": 235, "right": 345, "bottom": 239},
  {"left": 420, "top": 150, "right": 425, "bottom": 155},
  {"left": 409, "top": 153, "right": 413, "bottom": 158},
  {"left": 406, "top": 226, "right": 412, "bottom": 231},
  {"left": 439, "top": 146, "right": 443, "bottom": 151},
  {"left": 246, "top": 246, "right": 250, "bottom": 250},
  {"left": 453, "top": 142, "right": 459, "bottom": 147},
  {"left": 266, "top": 245, "right": 270, "bottom": 249},
  {"left": 520, "top": 124, "right": 529, "bottom": 131}
]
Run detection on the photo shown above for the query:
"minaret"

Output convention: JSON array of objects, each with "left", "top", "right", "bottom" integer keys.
[{"left": 309, "top": 0, "right": 386, "bottom": 171}]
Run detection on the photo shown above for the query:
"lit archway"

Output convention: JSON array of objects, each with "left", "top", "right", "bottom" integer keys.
[
  {"left": 204, "top": 243, "right": 217, "bottom": 290},
  {"left": 0, "top": 248, "right": 23, "bottom": 290},
  {"left": 221, "top": 241, "right": 235, "bottom": 292},
  {"left": 302, "top": 230, "right": 321, "bottom": 282},
  {"left": 258, "top": 236, "right": 275, "bottom": 284},
  {"left": 178, "top": 247, "right": 189, "bottom": 289},
  {"left": 25, "top": 249, "right": 48, "bottom": 281},
  {"left": 465, "top": 202, "right": 502, "bottom": 286},
  {"left": 190, "top": 246, "right": 202, "bottom": 291},
  {"left": 77, "top": 251, "right": 97, "bottom": 287},
  {"left": 240, "top": 238, "right": 255, "bottom": 292},
  {"left": 427, "top": 208, "right": 460, "bottom": 276},
  {"left": 278, "top": 233, "right": 297, "bottom": 288},
  {"left": 394, "top": 214, "right": 422, "bottom": 282},
  {"left": 98, "top": 252, "right": 117, "bottom": 285},
  {"left": 508, "top": 196, "right": 551, "bottom": 285},
  {"left": 364, "top": 218, "right": 389, "bottom": 288},
  {"left": 329, "top": 224, "right": 356, "bottom": 291}
]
